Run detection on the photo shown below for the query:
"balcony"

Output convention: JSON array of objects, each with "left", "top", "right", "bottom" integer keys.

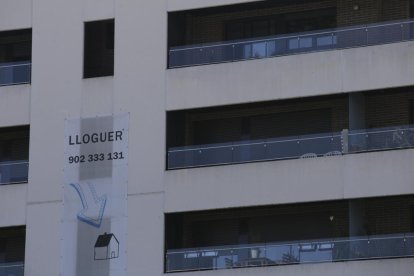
[
  {"left": 0, "top": 29, "right": 32, "bottom": 86},
  {"left": 166, "top": 233, "right": 414, "bottom": 272},
  {"left": 0, "top": 61, "right": 31, "bottom": 86},
  {"left": 0, "top": 160, "right": 29, "bottom": 185},
  {"left": 167, "top": 87, "right": 414, "bottom": 169},
  {"left": 169, "top": 19, "right": 414, "bottom": 68},
  {"left": 168, "top": 124, "right": 414, "bottom": 170},
  {"left": 0, "top": 126, "right": 29, "bottom": 184},
  {"left": 165, "top": 196, "right": 414, "bottom": 273},
  {"left": 0, "top": 226, "right": 25, "bottom": 276}
]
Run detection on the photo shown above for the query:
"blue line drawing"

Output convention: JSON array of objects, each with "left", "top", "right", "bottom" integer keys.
[{"left": 70, "top": 183, "right": 107, "bottom": 228}]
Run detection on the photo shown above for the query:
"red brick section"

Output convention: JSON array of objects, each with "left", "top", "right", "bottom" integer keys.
[
  {"left": 183, "top": 0, "right": 410, "bottom": 44},
  {"left": 365, "top": 88, "right": 414, "bottom": 128},
  {"left": 337, "top": 0, "right": 410, "bottom": 26},
  {"left": 178, "top": 195, "right": 414, "bottom": 248},
  {"left": 187, "top": 0, "right": 337, "bottom": 44},
  {"left": 366, "top": 195, "right": 414, "bottom": 234},
  {"left": 184, "top": 95, "right": 349, "bottom": 145}
]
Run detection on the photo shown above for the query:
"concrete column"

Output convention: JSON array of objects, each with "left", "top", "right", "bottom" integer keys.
[
  {"left": 349, "top": 93, "right": 366, "bottom": 131},
  {"left": 348, "top": 93, "right": 366, "bottom": 152},
  {"left": 349, "top": 199, "right": 367, "bottom": 237}
]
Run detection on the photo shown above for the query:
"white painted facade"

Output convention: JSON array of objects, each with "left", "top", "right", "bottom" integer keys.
[{"left": 0, "top": 0, "right": 413, "bottom": 275}]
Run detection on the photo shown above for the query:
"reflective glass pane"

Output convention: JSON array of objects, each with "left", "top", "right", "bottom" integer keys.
[
  {"left": 232, "top": 140, "right": 265, "bottom": 163},
  {"left": 299, "top": 37, "right": 313, "bottom": 48},
  {"left": 266, "top": 138, "right": 301, "bottom": 160},
  {"left": 0, "top": 160, "right": 28, "bottom": 185}
]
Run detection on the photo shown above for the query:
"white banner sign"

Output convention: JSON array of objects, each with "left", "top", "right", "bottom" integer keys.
[{"left": 62, "top": 113, "right": 128, "bottom": 276}]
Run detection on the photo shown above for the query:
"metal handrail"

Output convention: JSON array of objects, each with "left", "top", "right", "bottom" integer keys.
[
  {"left": 166, "top": 233, "right": 414, "bottom": 272},
  {"left": 0, "top": 160, "right": 29, "bottom": 166},
  {"left": 0, "top": 263, "right": 24, "bottom": 268},
  {"left": 169, "top": 133, "right": 341, "bottom": 153},
  {"left": 167, "top": 125, "right": 414, "bottom": 169},
  {"left": 0, "top": 62, "right": 31, "bottom": 69},
  {"left": 348, "top": 126, "right": 414, "bottom": 136},
  {"left": 167, "top": 233, "right": 414, "bottom": 255}
]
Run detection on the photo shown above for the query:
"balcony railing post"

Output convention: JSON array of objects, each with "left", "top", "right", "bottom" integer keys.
[{"left": 341, "top": 129, "right": 349, "bottom": 154}]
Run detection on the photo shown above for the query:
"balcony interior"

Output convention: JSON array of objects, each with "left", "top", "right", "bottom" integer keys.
[
  {"left": 167, "top": 86, "right": 414, "bottom": 169},
  {"left": 0, "top": 125, "right": 29, "bottom": 185},
  {"left": 165, "top": 195, "right": 414, "bottom": 272},
  {"left": 0, "top": 29, "right": 31, "bottom": 86},
  {"left": 168, "top": 0, "right": 414, "bottom": 67}
]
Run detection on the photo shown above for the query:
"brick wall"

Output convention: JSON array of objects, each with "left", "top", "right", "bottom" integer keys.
[
  {"left": 179, "top": 0, "right": 410, "bottom": 45},
  {"left": 185, "top": 95, "right": 349, "bottom": 145},
  {"left": 175, "top": 195, "right": 414, "bottom": 248},
  {"left": 187, "top": 0, "right": 336, "bottom": 44},
  {"left": 365, "top": 88, "right": 414, "bottom": 128},
  {"left": 366, "top": 195, "right": 414, "bottom": 234},
  {"left": 180, "top": 200, "right": 350, "bottom": 248}
]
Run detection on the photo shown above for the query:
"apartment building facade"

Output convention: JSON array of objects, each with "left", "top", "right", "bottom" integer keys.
[{"left": 0, "top": 0, "right": 414, "bottom": 275}]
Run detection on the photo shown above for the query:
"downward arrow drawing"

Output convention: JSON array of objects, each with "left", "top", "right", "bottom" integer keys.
[{"left": 70, "top": 183, "right": 107, "bottom": 228}]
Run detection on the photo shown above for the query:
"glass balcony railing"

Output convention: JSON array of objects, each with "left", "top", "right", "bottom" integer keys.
[
  {"left": 168, "top": 19, "right": 414, "bottom": 68},
  {"left": 0, "top": 160, "right": 29, "bottom": 185},
  {"left": 167, "top": 125, "right": 414, "bottom": 169},
  {"left": 168, "top": 132, "right": 343, "bottom": 169},
  {"left": 0, "top": 61, "right": 31, "bottom": 86},
  {"left": 165, "top": 233, "right": 414, "bottom": 272},
  {"left": 0, "top": 262, "right": 24, "bottom": 276},
  {"left": 347, "top": 125, "right": 414, "bottom": 153}
]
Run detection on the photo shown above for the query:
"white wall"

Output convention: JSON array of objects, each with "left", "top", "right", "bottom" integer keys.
[
  {"left": 0, "top": 0, "right": 413, "bottom": 276},
  {"left": 166, "top": 41, "right": 414, "bottom": 110},
  {"left": 0, "top": 184, "right": 27, "bottom": 227},
  {"left": 165, "top": 149, "right": 414, "bottom": 212},
  {"left": 0, "top": 85, "right": 30, "bottom": 127},
  {"left": 25, "top": 0, "right": 168, "bottom": 275},
  {"left": 0, "top": 0, "right": 32, "bottom": 31},
  {"left": 114, "top": 0, "right": 167, "bottom": 195}
]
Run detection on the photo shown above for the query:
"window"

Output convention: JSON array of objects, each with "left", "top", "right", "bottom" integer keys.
[
  {"left": 0, "top": 226, "right": 25, "bottom": 272},
  {"left": 83, "top": 19, "right": 114, "bottom": 78},
  {"left": 411, "top": 0, "right": 414, "bottom": 18},
  {"left": 0, "top": 126, "right": 29, "bottom": 185},
  {"left": 0, "top": 29, "right": 31, "bottom": 85}
]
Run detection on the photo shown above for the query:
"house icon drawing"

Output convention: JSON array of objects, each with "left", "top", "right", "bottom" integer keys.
[{"left": 94, "top": 232, "right": 119, "bottom": 260}]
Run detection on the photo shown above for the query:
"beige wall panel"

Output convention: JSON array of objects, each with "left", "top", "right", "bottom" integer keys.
[
  {"left": 0, "top": 85, "right": 30, "bottom": 127},
  {"left": 127, "top": 193, "right": 164, "bottom": 276},
  {"left": 25, "top": 201, "right": 61, "bottom": 276},
  {"left": 165, "top": 149, "right": 414, "bottom": 213},
  {"left": 83, "top": 0, "right": 115, "bottom": 22},
  {"left": 0, "top": 184, "right": 27, "bottom": 227},
  {"left": 166, "top": 41, "right": 414, "bottom": 110},
  {"left": 29, "top": 0, "right": 84, "bottom": 203},
  {"left": 81, "top": 77, "right": 114, "bottom": 116},
  {"left": 0, "top": 0, "right": 32, "bottom": 31},
  {"left": 115, "top": 0, "right": 167, "bottom": 195}
]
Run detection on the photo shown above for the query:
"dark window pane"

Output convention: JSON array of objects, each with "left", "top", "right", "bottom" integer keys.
[{"left": 84, "top": 19, "right": 115, "bottom": 78}]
